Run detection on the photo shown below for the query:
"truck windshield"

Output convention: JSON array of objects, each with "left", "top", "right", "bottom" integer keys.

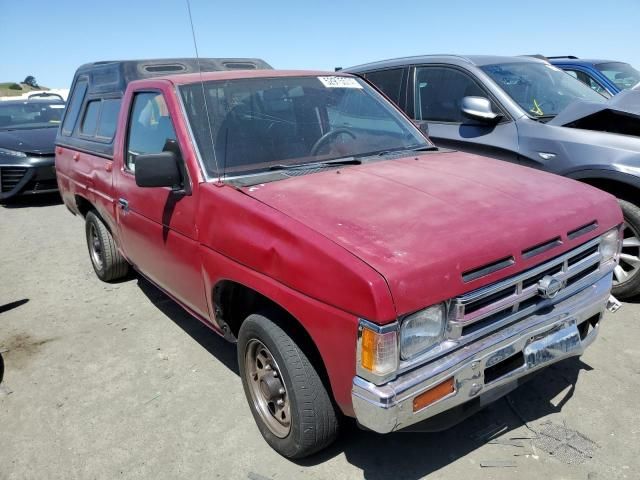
[
  {"left": 481, "top": 62, "right": 606, "bottom": 118},
  {"left": 595, "top": 62, "right": 640, "bottom": 91},
  {"left": 179, "top": 75, "right": 431, "bottom": 177},
  {"left": 0, "top": 101, "right": 65, "bottom": 130}
]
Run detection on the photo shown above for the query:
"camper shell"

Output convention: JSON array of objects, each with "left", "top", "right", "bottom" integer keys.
[{"left": 55, "top": 58, "right": 272, "bottom": 157}]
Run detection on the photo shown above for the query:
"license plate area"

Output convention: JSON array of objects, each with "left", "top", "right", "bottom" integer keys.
[
  {"left": 482, "top": 319, "right": 582, "bottom": 385},
  {"left": 523, "top": 319, "right": 582, "bottom": 368}
]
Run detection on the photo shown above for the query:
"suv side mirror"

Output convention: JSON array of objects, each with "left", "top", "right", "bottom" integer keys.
[
  {"left": 461, "top": 96, "right": 503, "bottom": 123},
  {"left": 134, "top": 151, "right": 183, "bottom": 189}
]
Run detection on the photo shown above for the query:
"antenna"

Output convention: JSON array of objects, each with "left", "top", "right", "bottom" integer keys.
[{"left": 185, "top": 0, "right": 221, "bottom": 182}]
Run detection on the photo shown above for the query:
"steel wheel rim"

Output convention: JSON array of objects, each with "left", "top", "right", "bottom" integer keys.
[
  {"left": 89, "top": 224, "right": 104, "bottom": 271},
  {"left": 244, "top": 339, "right": 291, "bottom": 438},
  {"left": 614, "top": 221, "right": 640, "bottom": 286}
]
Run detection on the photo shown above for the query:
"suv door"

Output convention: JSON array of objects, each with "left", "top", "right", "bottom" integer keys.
[
  {"left": 115, "top": 88, "right": 207, "bottom": 317},
  {"left": 411, "top": 65, "right": 519, "bottom": 162}
]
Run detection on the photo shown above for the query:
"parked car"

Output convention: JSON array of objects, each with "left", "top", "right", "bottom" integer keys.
[
  {"left": 345, "top": 55, "right": 640, "bottom": 298},
  {"left": 547, "top": 56, "right": 640, "bottom": 96},
  {"left": 0, "top": 93, "right": 65, "bottom": 201},
  {"left": 57, "top": 59, "right": 623, "bottom": 458}
]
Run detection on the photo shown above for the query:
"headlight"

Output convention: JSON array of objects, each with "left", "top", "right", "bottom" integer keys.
[
  {"left": 600, "top": 227, "right": 623, "bottom": 264},
  {"left": 0, "top": 147, "right": 27, "bottom": 158},
  {"left": 400, "top": 303, "right": 446, "bottom": 360}
]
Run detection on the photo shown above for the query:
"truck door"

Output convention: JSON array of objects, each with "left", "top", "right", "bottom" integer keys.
[
  {"left": 411, "top": 65, "right": 520, "bottom": 163},
  {"left": 114, "top": 88, "right": 208, "bottom": 318}
]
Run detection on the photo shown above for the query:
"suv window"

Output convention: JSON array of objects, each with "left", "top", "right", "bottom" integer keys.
[
  {"left": 126, "top": 92, "right": 179, "bottom": 171},
  {"left": 415, "top": 67, "right": 489, "bottom": 123},
  {"left": 564, "top": 69, "right": 610, "bottom": 97},
  {"left": 364, "top": 69, "right": 404, "bottom": 105},
  {"left": 62, "top": 79, "right": 88, "bottom": 136}
]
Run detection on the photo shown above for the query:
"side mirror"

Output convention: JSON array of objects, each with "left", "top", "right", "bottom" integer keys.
[
  {"left": 134, "top": 151, "right": 183, "bottom": 189},
  {"left": 413, "top": 120, "right": 430, "bottom": 137},
  {"left": 461, "top": 96, "right": 503, "bottom": 123}
]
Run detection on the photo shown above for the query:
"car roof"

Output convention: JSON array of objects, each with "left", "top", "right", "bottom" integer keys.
[
  {"left": 150, "top": 69, "right": 355, "bottom": 85},
  {"left": 345, "top": 54, "right": 546, "bottom": 72}
]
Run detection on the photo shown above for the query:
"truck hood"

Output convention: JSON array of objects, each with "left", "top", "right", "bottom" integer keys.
[
  {"left": 0, "top": 127, "right": 57, "bottom": 155},
  {"left": 548, "top": 89, "right": 640, "bottom": 137},
  {"left": 244, "top": 151, "right": 621, "bottom": 316}
]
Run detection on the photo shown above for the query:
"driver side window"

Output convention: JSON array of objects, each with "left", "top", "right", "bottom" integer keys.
[
  {"left": 126, "top": 92, "right": 180, "bottom": 171},
  {"left": 414, "top": 67, "right": 495, "bottom": 123}
]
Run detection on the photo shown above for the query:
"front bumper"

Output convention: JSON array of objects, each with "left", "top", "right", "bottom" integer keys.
[
  {"left": 0, "top": 156, "right": 57, "bottom": 200},
  {"left": 352, "top": 273, "right": 613, "bottom": 434}
]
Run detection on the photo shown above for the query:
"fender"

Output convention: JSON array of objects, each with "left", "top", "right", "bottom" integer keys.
[
  {"left": 565, "top": 168, "right": 640, "bottom": 190},
  {"left": 199, "top": 244, "right": 360, "bottom": 416}
]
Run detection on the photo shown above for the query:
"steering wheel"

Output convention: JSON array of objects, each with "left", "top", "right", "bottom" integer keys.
[{"left": 310, "top": 128, "right": 357, "bottom": 156}]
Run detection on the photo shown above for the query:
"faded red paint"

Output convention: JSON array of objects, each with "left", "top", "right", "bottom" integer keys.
[{"left": 55, "top": 71, "right": 623, "bottom": 417}]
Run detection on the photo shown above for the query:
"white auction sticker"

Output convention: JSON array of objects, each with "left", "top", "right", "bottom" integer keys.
[{"left": 318, "top": 76, "right": 363, "bottom": 89}]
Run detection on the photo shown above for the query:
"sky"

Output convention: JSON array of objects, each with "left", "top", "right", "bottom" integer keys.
[{"left": 2, "top": 0, "right": 640, "bottom": 88}]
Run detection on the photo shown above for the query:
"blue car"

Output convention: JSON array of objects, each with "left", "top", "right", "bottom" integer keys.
[{"left": 548, "top": 56, "right": 640, "bottom": 97}]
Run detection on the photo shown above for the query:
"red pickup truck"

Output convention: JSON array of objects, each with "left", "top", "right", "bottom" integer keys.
[{"left": 56, "top": 58, "right": 623, "bottom": 458}]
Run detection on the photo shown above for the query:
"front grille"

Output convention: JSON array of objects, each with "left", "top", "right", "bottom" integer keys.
[
  {"left": 449, "top": 237, "right": 604, "bottom": 341},
  {"left": 0, "top": 167, "right": 28, "bottom": 193}
]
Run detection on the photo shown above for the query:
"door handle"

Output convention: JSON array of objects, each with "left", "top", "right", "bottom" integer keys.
[{"left": 118, "top": 198, "right": 129, "bottom": 211}]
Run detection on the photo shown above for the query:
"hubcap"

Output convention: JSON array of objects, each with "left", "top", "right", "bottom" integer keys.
[
  {"left": 89, "top": 224, "right": 103, "bottom": 271},
  {"left": 244, "top": 339, "right": 291, "bottom": 438},
  {"left": 614, "top": 221, "right": 640, "bottom": 286}
]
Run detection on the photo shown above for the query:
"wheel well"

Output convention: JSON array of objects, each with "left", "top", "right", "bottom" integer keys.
[
  {"left": 213, "top": 280, "right": 335, "bottom": 402},
  {"left": 74, "top": 195, "right": 94, "bottom": 217},
  {"left": 579, "top": 177, "right": 639, "bottom": 204}
]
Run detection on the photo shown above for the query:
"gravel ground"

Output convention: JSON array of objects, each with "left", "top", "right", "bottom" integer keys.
[{"left": 1, "top": 195, "right": 639, "bottom": 480}]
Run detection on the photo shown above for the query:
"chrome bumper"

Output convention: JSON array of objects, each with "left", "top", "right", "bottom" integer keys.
[{"left": 352, "top": 274, "right": 615, "bottom": 434}]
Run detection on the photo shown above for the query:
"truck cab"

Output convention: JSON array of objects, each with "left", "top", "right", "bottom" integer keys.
[{"left": 56, "top": 59, "right": 623, "bottom": 458}]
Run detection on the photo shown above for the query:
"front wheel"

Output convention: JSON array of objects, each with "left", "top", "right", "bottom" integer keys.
[
  {"left": 238, "top": 313, "right": 339, "bottom": 458},
  {"left": 612, "top": 199, "right": 640, "bottom": 299}
]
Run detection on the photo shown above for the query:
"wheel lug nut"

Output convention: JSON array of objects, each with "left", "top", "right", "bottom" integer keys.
[
  {"left": 276, "top": 399, "right": 284, "bottom": 406},
  {"left": 272, "top": 371, "right": 278, "bottom": 377},
  {"left": 278, "top": 387, "right": 285, "bottom": 395}
]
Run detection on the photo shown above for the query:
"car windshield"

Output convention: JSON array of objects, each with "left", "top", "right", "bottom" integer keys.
[
  {"left": 481, "top": 62, "right": 606, "bottom": 118},
  {"left": 0, "top": 101, "right": 65, "bottom": 130},
  {"left": 179, "top": 75, "right": 431, "bottom": 178},
  {"left": 596, "top": 62, "right": 640, "bottom": 91}
]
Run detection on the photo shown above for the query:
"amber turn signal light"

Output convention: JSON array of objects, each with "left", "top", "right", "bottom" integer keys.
[
  {"left": 360, "top": 326, "right": 398, "bottom": 376},
  {"left": 412, "top": 377, "right": 455, "bottom": 412}
]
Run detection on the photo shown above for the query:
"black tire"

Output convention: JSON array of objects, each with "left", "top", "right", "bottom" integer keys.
[
  {"left": 85, "top": 211, "right": 129, "bottom": 282},
  {"left": 613, "top": 199, "right": 640, "bottom": 299},
  {"left": 238, "top": 313, "right": 339, "bottom": 459}
]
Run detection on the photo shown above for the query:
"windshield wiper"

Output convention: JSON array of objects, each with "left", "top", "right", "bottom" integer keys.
[
  {"left": 374, "top": 145, "right": 438, "bottom": 156},
  {"left": 269, "top": 157, "right": 361, "bottom": 171}
]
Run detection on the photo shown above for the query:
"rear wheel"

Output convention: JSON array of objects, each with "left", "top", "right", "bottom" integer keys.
[
  {"left": 238, "top": 313, "right": 339, "bottom": 458},
  {"left": 85, "top": 211, "right": 129, "bottom": 282},
  {"left": 612, "top": 200, "right": 640, "bottom": 299}
]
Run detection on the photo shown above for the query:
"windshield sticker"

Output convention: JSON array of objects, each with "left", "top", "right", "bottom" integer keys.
[
  {"left": 318, "top": 76, "right": 363, "bottom": 89},
  {"left": 49, "top": 105, "right": 65, "bottom": 109}
]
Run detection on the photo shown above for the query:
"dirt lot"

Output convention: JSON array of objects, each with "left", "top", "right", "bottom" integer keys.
[{"left": 1, "top": 195, "right": 639, "bottom": 480}]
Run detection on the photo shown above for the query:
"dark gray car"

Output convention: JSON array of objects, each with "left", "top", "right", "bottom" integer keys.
[{"left": 345, "top": 55, "right": 640, "bottom": 299}]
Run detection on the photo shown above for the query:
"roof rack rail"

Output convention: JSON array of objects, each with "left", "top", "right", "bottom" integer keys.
[{"left": 546, "top": 55, "right": 579, "bottom": 60}]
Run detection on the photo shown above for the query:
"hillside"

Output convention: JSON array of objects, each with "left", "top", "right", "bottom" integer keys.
[{"left": 0, "top": 82, "right": 50, "bottom": 97}]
